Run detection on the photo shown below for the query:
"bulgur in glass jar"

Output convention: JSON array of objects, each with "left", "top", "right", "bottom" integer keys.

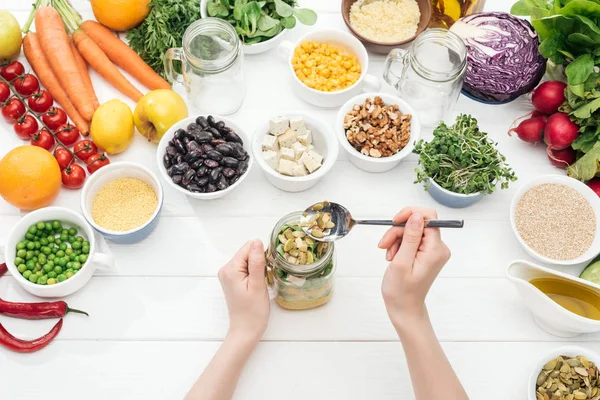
[{"left": 266, "top": 212, "right": 336, "bottom": 310}]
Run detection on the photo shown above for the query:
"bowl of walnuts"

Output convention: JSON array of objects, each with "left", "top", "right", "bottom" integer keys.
[{"left": 335, "top": 93, "right": 421, "bottom": 173}]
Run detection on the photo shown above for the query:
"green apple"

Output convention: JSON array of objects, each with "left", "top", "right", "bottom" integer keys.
[
  {"left": 0, "top": 11, "right": 22, "bottom": 61},
  {"left": 134, "top": 89, "right": 188, "bottom": 143}
]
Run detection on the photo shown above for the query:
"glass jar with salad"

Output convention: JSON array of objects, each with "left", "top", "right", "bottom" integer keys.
[{"left": 266, "top": 212, "right": 336, "bottom": 310}]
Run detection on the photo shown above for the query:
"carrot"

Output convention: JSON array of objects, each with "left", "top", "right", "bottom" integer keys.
[
  {"left": 69, "top": 37, "right": 100, "bottom": 109},
  {"left": 23, "top": 33, "right": 90, "bottom": 136},
  {"left": 72, "top": 29, "right": 143, "bottom": 102},
  {"left": 80, "top": 21, "right": 171, "bottom": 91},
  {"left": 35, "top": 7, "right": 96, "bottom": 121}
]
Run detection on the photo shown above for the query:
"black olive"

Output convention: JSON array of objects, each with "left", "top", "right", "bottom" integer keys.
[
  {"left": 172, "top": 162, "right": 190, "bottom": 174},
  {"left": 206, "top": 183, "right": 217, "bottom": 193},
  {"left": 222, "top": 157, "right": 239, "bottom": 168},
  {"left": 172, "top": 174, "right": 183, "bottom": 184},
  {"left": 191, "top": 159, "right": 204, "bottom": 170},
  {"left": 174, "top": 138, "right": 186, "bottom": 154},
  {"left": 209, "top": 167, "right": 223, "bottom": 183},
  {"left": 226, "top": 131, "right": 243, "bottom": 144},
  {"left": 215, "top": 143, "right": 234, "bottom": 156},
  {"left": 237, "top": 159, "right": 249, "bottom": 175},
  {"left": 167, "top": 166, "right": 174, "bottom": 176},
  {"left": 197, "top": 165, "right": 209, "bottom": 176},
  {"left": 187, "top": 123, "right": 201, "bottom": 132},
  {"left": 207, "top": 115, "right": 216, "bottom": 127},
  {"left": 195, "top": 176, "right": 209, "bottom": 187},
  {"left": 182, "top": 169, "right": 195, "bottom": 185},
  {"left": 204, "top": 159, "right": 220, "bottom": 168},
  {"left": 201, "top": 144, "right": 214, "bottom": 153},
  {"left": 217, "top": 175, "right": 229, "bottom": 190},
  {"left": 210, "top": 139, "right": 226, "bottom": 146},
  {"left": 166, "top": 146, "right": 178, "bottom": 156},
  {"left": 186, "top": 183, "right": 202, "bottom": 193},
  {"left": 216, "top": 121, "right": 225, "bottom": 130},
  {"left": 174, "top": 129, "right": 186, "bottom": 140},
  {"left": 206, "top": 150, "right": 223, "bottom": 161},
  {"left": 175, "top": 154, "right": 184, "bottom": 164},
  {"left": 196, "top": 116, "right": 208, "bottom": 129},
  {"left": 163, "top": 154, "right": 172, "bottom": 169}
]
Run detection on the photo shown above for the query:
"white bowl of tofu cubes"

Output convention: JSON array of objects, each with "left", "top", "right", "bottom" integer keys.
[{"left": 252, "top": 114, "right": 338, "bottom": 192}]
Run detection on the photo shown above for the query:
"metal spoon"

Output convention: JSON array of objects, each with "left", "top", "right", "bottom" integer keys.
[{"left": 301, "top": 202, "right": 464, "bottom": 242}]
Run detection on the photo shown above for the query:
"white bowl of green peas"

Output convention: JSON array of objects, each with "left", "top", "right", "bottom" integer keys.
[{"left": 1, "top": 207, "right": 114, "bottom": 298}]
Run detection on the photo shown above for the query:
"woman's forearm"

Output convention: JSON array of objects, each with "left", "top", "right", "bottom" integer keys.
[
  {"left": 394, "top": 311, "right": 469, "bottom": 400},
  {"left": 185, "top": 332, "right": 258, "bottom": 400}
]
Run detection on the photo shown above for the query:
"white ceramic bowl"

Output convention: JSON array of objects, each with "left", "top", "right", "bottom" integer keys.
[
  {"left": 0, "top": 207, "right": 114, "bottom": 298},
  {"left": 510, "top": 174, "right": 600, "bottom": 266},
  {"left": 200, "top": 0, "right": 288, "bottom": 55},
  {"left": 252, "top": 113, "right": 338, "bottom": 192},
  {"left": 426, "top": 179, "right": 484, "bottom": 209},
  {"left": 81, "top": 162, "right": 164, "bottom": 244},
  {"left": 278, "top": 29, "right": 381, "bottom": 108},
  {"left": 527, "top": 346, "right": 600, "bottom": 400},
  {"left": 335, "top": 92, "right": 421, "bottom": 173},
  {"left": 157, "top": 115, "right": 253, "bottom": 200}
]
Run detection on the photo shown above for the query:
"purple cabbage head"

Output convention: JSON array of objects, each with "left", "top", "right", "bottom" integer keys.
[{"left": 450, "top": 12, "right": 546, "bottom": 104}]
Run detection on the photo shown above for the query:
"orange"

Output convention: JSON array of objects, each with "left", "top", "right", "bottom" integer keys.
[
  {"left": 0, "top": 146, "right": 62, "bottom": 211},
  {"left": 91, "top": 0, "right": 151, "bottom": 31}
]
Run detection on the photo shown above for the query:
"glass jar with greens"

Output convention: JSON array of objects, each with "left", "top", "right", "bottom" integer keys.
[
  {"left": 164, "top": 18, "right": 245, "bottom": 115},
  {"left": 266, "top": 212, "right": 336, "bottom": 310}
]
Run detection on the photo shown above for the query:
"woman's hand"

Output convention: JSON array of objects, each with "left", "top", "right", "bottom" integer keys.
[
  {"left": 378, "top": 207, "right": 451, "bottom": 326},
  {"left": 218, "top": 240, "right": 271, "bottom": 343}
]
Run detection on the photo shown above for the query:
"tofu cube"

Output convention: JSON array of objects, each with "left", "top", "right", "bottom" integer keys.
[
  {"left": 278, "top": 159, "right": 297, "bottom": 176},
  {"left": 278, "top": 128, "right": 297, "bottom": 148},
  {"left": 300, "top": 150, "right": 323, "bottom": 173},
  {"left": 262, "top": 150, "right": 279, "bottom": 171},
  {"left": 292, "top": 162, "right": 308, "bottom": 177},
  {"left": 290, "top": 116, "right": 306, "bottom": 135},
  {"left": 297, "top": 130, "right": 312, "bottom": 146},
  {"left": 269, "top": 116, "right": 289, "bottom": 136},
  {"left": 291, "top": 141, "right": 307, "bottom": 161},
  {"left": 261, "top": 134, "right": 279, "bottom": 152},
  {"left": 280, "top": 147, "right": 295, "bottom": 161}
]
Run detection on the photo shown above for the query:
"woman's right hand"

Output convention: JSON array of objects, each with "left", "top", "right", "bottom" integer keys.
[{"left": 378, "top": 207, "right": 451, "bottom": 327}]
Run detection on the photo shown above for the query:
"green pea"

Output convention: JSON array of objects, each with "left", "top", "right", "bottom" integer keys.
[
  {"left": 75, "top": 236, "right": 83, "bottom": 242},
  {"left": 47, "top": 235, "right": 55, "bottom": 244},
  {"left": 65, "top": 271, "right": 74, "bottom": 279},
  {"left": 36, "top": 271, "right": 43, "bottom": 278},
  {"left": 72, "top": 262, "right": 81, "bottom": 270},
  {"left": 78, "top": 255, "right": 88, "bottom": 264},
  {"left": 37, "top": 276, "right": 47, "bottom": 285},
  {"left": 83, "top": 241, "right": 90, "bottom": 248},
  {"left": 82, "top": 246, "right": 90, "bottom": 255},
  {"left": 61, "top": 229, "right": 68, "bottom": 235},
  {"left": 26, "top": 260, "right": 35, "bottom": 270},
  {"left": 52, "top": 221, "right": 62, "bottom": 230},
  {"left": 72, "top": 241, "right": 82, "bottom": 250},
  {"left": 54, "top": 266, "right": 62, "bottom": 274},
  {"left": 44, "top": 222, "right": 52, "bottom": 231},
  {"left": 58, "top": 258, "right": 68, "bottom": 267},
  {"left": 23, "top": 270, "right": 31, "bottom": 279},
  {"left": 47, "top": 271, "right": 57, "bottom": 279},
  {"left": 66, "top": 268, "right": 73, "bottom": 273},
  {"left": 57, "top": 274, "right": 66, "bottom": 282},
  {"left": 34, "top": 241, "right": 41, "bottom": 250},
  {"left": 14, "top": 257, "right": 24, "bottom": 266},
  {"left": 17, "top": 264, "right": 26, "bottom": 273},
  {"left": 54, "top": 250, "right": 63, "bottom": 258},
  {"left": 47, "top": 278, "right": 56, "bottom": 285},
  {"left": 25, "top": 232, "right": 34, "bottom": 240},
  {"left": 66, "top": 262, "right": 73, "bottom": 269},
  {"left": 42, "top": 247, "right": 51, "bottom": 255},
  {"left": 68, "top": 236, "right": 76, "bottom": 244},
  {"left": 34, "top": 265, "right": 42, "bottom": 273},
  {"left": 28, "top": 225, "right": 37, "bottom": 234},
  {"left": 47, "top": 254, "right": 55, "bottom": 261},
  {"left": 70, "top": 254, "right": 77, "bottom": 261},
  {"left": 65, "top": 248, "right": 73, "bottom": 256},
  {"left": 68, "top": 227, "right": 77, "bottom": 236},
  {"left": 16, "top": 249, "right": 27, "bottom": 258},
  {"left": 33, "top": 250, "right": 40, "bottom": 256},
  {"left": 28, "top": 273, "right": 38, "bottom": 283},
  {"left": 43, "top": 264, "right": 53, "bottom": 273},
  {"left": 26, "top": 242, "right": 35, "bottom": 250},
  {"left": 59, "top": 243, "right": 67, "bottom": 251},
  {"left": 16, "top": 241, "right": 26, "bottom": 250},
  {"left": 60, "top": 233, "right": 68, "bottom": 242},
  {"left": 25, "top": 251, "right": 34, "bottom": 260},
  {"left": 39, "top": 237, "right": 48, "bottom": 246},
  {"left": 38, "top": 254, "right": 47, "bottom": 264}
]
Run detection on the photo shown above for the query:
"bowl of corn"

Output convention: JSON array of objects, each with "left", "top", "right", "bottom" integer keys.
[
  {"left": 278, "top": 29, "right": 380, "bottom": 108},
  {"left": 80, "top": 162, "right": 164, "bottom": 245}
]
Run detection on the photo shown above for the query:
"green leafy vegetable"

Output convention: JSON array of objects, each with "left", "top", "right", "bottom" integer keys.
[
  {"left": 414, "top": 115, "right": 517, "bottom": 195},
  {"left": 567, "top": 141, "right": 600, "bottom": 181},
  {"left": 206, "top": 0, "right": 316, "bottom": 44},
  {"left": 126, "top": 0, "right": 200, "bottom": 79}
]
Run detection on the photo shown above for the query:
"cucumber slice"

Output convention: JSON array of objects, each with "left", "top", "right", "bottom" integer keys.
[{"left": 580, "top": 260, "right": 600, "bottom": 285}]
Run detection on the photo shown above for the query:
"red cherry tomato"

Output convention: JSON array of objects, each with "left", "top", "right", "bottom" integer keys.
[
  {"left": 86, "top": 153, "right": 110, "bottom": 174},
  {"left": 0, "top": 61, "right": 25, "bottom": 82},
  {"left": 2, "top": 98, "right": 26, "bottom": 123},
  {"left": 30, "top": 129, "right": 56, "bottom": 151},
  {"left": 13, "top": 114, "right": 39, "bottom": 140},
  {"left": 42, "top": 107, "right": 67, "bottom": 130},
  {"left": 61, "top": 164, "right": 86, "bottom": 189},
  {"left": 74, "top": 140, "right": 98, "bottom": 161},
  {"left": 13, "top": 74, "right": 40, "bottom": 97},
  {"left": 54, "top": 147, "right": 74, "bottom": 170},
  {"left": 27, "top": 90, "right": 54, "bottom": 113},
  {"left": 0, "top": 82, "right": 10, "bottom": 103},
  {"left": 55, "top": 123, "right": 80, "bottom": 146}
]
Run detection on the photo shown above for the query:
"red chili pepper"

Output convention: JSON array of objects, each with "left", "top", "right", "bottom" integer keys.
[
  {"left": 0, "top": 318, "right": 63, "bottom": 353},
  {"left": 0, "top": 298, "right": 88, "bottom": 320},
  {"left": 0, "top": 263, "right": 6, "bottom": 277}
]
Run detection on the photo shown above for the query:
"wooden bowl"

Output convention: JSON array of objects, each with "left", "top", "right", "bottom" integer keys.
[{"left": 341, "top": 0, "right": 432, "bottom": 54}]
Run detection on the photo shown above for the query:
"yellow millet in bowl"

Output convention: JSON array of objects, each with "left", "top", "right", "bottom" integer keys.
[{"left": 92, "top": 178, "right": 158, "bottom": 232}]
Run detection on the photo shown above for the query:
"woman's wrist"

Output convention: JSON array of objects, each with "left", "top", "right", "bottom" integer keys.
[
  {"left": 389, "top": 305, "right": 430, "bottom": 335},
  {"left": 226, "top": 328, "right": 262, "bottom": 350}
]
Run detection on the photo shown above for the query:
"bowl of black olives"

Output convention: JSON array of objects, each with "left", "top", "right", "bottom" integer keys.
[{"left": 157, "top": 115, "right": 253, "bottom": 199}]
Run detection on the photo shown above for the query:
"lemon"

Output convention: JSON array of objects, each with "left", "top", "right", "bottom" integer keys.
[
  {"left": 0, "top": 11, "right": 22, "bottom": 61},
  {"left": 91, "top": 100, "right": 135, "bottom": 155},
  {"left": 441, "top": 0, "right": 461, "bottom": 22}
]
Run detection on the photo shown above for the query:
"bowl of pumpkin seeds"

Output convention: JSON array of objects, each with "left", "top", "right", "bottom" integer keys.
[{"left": 529, "top": 346, "right": 600, "bottom": 400}]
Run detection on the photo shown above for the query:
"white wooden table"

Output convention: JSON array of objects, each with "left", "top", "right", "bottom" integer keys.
[{"left": 0, "top": 1, "right": 591, "bottom": 399}]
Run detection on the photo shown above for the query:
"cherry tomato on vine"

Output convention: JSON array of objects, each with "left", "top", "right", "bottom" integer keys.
[
  {"left": 13, "top": 74, "right": 39, "bottom": 97},
  {"left": 74, "top": 140, "right": 98, "bottom": 161},
  {"left": 86, "top": 153, "right": 110, "bottom": 174},
  {"left": 30, "top": 129, "right": 55, "bottom": 151},
  {"left": 13, "top": 114, "right": 39, "bottom": 140},
  {"left": 0, "top": 82, "right": 10, "bottom": 103},
  {"left": 42, "top": 107, "right": 67, "bottom": 130},
  {"left": 2, "top": 98, "right": 26, "bottom": 123},
  {"left": 0, "top": 61, "right": 24, "bottom": 82},
  {"left": 27, "top": 90, "right": 53, "bottom": 113},
  {"left": 54, "top": 147, "right": 74, "bottom": 170},
  {"left": 55, "top": 123, "right": 80, "bottom": 146},
  {"left": 61, "top": 164, "right": 86, "bottom": 189}
]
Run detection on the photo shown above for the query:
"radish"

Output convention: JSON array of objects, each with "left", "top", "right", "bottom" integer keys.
[
  {"left": 532, "top": 81, "right": 567, "bottom": 115},
  {"left": 547, "top": 146, "right": 576, "bottom": 169},
  {"left": 532, "top": 110, "right": 549, "bottom": 122},
  {"left": 587, "top": 178, "right": 600, "bottom": 197},
  {"left": 508, "top": 117, "right": 545, "bottom": 143},
  {"left": 544, "top": 113, "right": 579, "bottom": 150}
]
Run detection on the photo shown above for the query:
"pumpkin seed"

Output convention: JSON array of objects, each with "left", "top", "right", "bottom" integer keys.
[
  {"left": 311, "top": 229, "right": 324, "bottom": 238},
  {"left": 293, "top": 231, "right": 306, "bottom": 238},
  {"left": 284, "top": 238, "right": 296, "bottom": 252},
  {"left": 537, "top": 356, "right": 600, "bottom": 400},
  {"left": 312, "top": 203, "right": 324, "bottom": 211}
]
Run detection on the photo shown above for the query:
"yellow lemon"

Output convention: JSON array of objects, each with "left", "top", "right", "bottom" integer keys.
[
  {"left": 441, "top": 0, "right": 461, "bottom": 22},
  {"left": 91, "top": 100, "right": 135, "bottom": 155},
  {"left": 0, "top": 11, "right": 22, "bottom": 61}
]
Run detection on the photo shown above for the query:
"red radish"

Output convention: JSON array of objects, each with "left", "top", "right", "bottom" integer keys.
[
  {"left": 547, "top": 146, "right": 576, "bottom": 169},
  {"left": 532, "top": 81, "right": 567, "bottom": 115},
  {"left": 544, "top": 113, "right": 579, "bottom": 150},
  {"left": 532, "top": 110, "right": 549, "bottom": 122},
  {"left": 587, "top": 178, "right": 600, "bottom": 197},
  {"left": 509, "top": 117, "right": 545, "bottom": 143}
]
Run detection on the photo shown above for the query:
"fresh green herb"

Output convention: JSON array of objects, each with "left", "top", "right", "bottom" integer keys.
[
  {"left": 126, "top": 0, "right": 200, "bottom": 79},
  {"left": 207, "top": 0, "right": 317, "bottom": 45},
  {"left": 414, "top": 115, "right": 517, "bottom": 195},
  {"left": 567, "top": 141, "right": 600, "bottom": 182}
]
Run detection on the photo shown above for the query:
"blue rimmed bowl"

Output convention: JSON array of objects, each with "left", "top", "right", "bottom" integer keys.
[
  {"left": 80, "top": 162, "right": 164, "bottom": 244},
  {"left": 426, "top": 179, "right": 484, "bottom": 208}
]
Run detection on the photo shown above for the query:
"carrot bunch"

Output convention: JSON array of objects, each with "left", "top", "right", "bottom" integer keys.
[{"left": 23, "top": 7, "right": 171, "bottom": 135}]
